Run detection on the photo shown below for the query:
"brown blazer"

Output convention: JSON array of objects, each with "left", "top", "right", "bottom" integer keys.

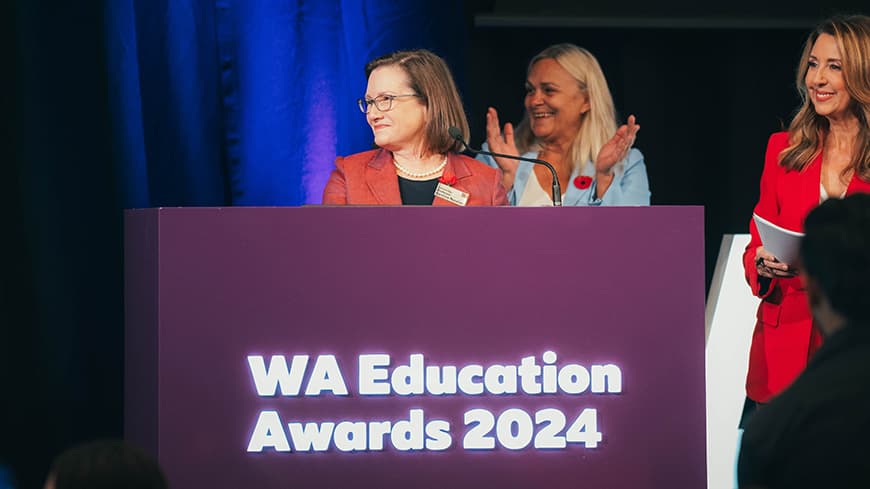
[{"left": 322, "top": 149, "right": 508, "bottom": 206}]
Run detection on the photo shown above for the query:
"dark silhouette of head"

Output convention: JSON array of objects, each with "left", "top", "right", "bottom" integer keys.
[
  {"left": 44, "top": 440, "right": 167, "bottom": 489},
  {"left": 801, "top": 193, "right": 870, "bottom": 331}
]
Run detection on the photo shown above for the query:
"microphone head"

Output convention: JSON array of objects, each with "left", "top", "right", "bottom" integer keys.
[{"left": 447, "top": 126, "right": 464, "bottom": 142}]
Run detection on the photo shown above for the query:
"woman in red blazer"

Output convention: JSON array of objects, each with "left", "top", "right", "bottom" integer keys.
[
  {"left": 322, "top": 49, "right": 507, "bottom": 206},
  {"left": 744, "top": 15, "right": 870, "bottom": 406}
]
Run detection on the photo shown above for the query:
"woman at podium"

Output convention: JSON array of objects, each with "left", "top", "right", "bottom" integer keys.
[
  {"left": 322, "top": 49, "right": 508, "bottom": 206},
  {"left": 743, "top": 15, "right": 870, "bottom": 410},
  {"left": 477, "top": 43, "right": 650, "bottom": 206}
]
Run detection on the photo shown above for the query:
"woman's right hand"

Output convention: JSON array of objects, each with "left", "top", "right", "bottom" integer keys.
[
  {"left": 485, "top": 107, "right": 520, "bottom": 189},
  {"left": 754, "top": 246, "right": 797, "bottom": 278}
]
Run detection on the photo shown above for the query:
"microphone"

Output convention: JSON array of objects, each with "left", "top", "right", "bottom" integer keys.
[{"left": 448, "top": 126, "right": 562, "bottom": 206}]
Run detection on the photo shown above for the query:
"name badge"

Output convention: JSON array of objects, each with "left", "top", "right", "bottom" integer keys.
[{"left": 434, "top": 183, "right": 469, "bottom": 206}]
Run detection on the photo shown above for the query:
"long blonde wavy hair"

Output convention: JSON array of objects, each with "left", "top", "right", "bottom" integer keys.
[{"left": 780, "top": 15, "right": 870, "bottom": 180}]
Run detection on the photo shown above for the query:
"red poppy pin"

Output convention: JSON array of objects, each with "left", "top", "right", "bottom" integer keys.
[
  {"left": 439, "top": 174, "right": 458, "bottom": 186},
  {"left": 574, "top": 176, "right": 592, "bottom": 189}
]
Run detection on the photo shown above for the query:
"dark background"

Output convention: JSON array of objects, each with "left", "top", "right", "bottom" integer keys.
[
  {"left": 466, "top": 23, "right": 805, "bottom": 286},
  {"left": 3, "top": 1, "right": 867, "bottom": 487}
]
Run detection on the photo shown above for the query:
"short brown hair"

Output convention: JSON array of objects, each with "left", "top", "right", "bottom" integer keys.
[{"left": 365, "top": 49, "right": 469, "bottom": 155}]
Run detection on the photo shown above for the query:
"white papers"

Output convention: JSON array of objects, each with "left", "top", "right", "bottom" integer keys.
[{"left": 752, "top": 213, "right": 804, "bottom": 265}]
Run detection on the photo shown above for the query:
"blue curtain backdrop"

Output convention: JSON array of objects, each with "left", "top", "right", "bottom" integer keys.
[
  {"left": 3, "top": 2, "right": 465, "bottom": 487},
  {"left": 105, "top": 0, "right": 465, "bottom": 207}
]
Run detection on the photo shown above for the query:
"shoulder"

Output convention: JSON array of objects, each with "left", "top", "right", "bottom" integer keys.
[
  {"left": 761, "top": 132, "right": 791, "bottom": 171},
  {"left": 626, "top": 148, "right": 645, "bottom": 165},
  {"left": 768, "top": 131, "right": 789, "bottom": 146},
  {"left": 766, "top": 131, "right": 790, "bottom": 154},
  {"left": 606, "top": 148, "right": 646, "bottom": 178},
  {"left": 479, "top": 142, "right": 538, "bottom": 161},
  {"left": 336, "top": 149, "right": 380, "bottom": 168},
  {"left": 454, "top": 153, "right": 501, "bottom": 178}
]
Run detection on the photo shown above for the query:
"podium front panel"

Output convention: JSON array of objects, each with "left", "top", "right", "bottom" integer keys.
[{"left": 125, "top": 207, "right": 705, "bottom": 489}]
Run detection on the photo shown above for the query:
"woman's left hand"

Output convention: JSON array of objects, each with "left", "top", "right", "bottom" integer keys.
[{"left": 595, "top": 115, "right": 640, "bottom": 175}]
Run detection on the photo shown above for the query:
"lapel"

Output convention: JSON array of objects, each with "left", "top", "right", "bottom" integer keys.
[
  {"left": 561, "top": 166, "right": 587, "bottom": 206},
  {"left": 797, "top": 152, "right": 823, "bottom": 221},
  {"left": 790, "top": 151, "right": 870, "bottom": 229},
  {"left": 365, "top": 149, "right": 402, "bottom": 204},
  {"left": 433, "top": 153, "right": 474, "bottom": 207},
  {"left": 847, "top": 171, "right": 870, "bottom": 195},
  {"left": 801, "top": 150, "right": 870, "bottom": 201}
]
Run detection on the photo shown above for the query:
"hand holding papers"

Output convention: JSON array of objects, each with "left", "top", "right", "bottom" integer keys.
[{"left": 753, "top": 213, "right": 804, "bottom": 266}]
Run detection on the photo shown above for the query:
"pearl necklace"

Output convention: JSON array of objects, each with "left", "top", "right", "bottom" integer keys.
[{"left": 393, "top": 156, "right": 447, "bottom": 179}]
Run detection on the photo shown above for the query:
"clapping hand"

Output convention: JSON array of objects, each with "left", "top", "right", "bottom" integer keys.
[
  {"left": 485, "top": 107, "right": 521, "bottom": 178},
  {"left": 595, "top": 115, "right": 639, "bottom": 175}
]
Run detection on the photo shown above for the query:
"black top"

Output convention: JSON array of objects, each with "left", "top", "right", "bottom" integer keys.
[
  {"left": 397, "top": 176, "right": 438, "bottom": 205},
  {"left": 737, "top": 322, "right": 870, "bottom": 488}
]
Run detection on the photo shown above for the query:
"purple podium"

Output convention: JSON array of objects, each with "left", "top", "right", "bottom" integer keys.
[{"left": 125, "top": 207, "right": 705, "bottom": 489}]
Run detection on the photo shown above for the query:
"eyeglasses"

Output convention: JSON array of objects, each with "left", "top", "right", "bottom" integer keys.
[{"left": 357, "top": 94, "right": 420, "bottom": 114}]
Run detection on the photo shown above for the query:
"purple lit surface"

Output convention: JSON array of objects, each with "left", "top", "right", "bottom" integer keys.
[{"left": 125, "top": 206, "right": 705, "bottom": 489}]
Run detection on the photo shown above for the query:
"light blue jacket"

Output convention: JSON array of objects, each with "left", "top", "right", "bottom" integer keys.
[{"left": 476, "top": 143, "right": 651, "bottom": 206}]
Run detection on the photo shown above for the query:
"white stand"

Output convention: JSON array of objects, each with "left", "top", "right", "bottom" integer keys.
[{"left": 705, "top": 234, "right": 757, "bottom": 489}]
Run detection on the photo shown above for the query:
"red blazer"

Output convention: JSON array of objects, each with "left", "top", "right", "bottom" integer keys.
[
  {"left": 321, "top": 149, "right": 508, "bottom": 206},
  {"left": 743, "top": 131, "right": 870, "bottom": 402}
]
